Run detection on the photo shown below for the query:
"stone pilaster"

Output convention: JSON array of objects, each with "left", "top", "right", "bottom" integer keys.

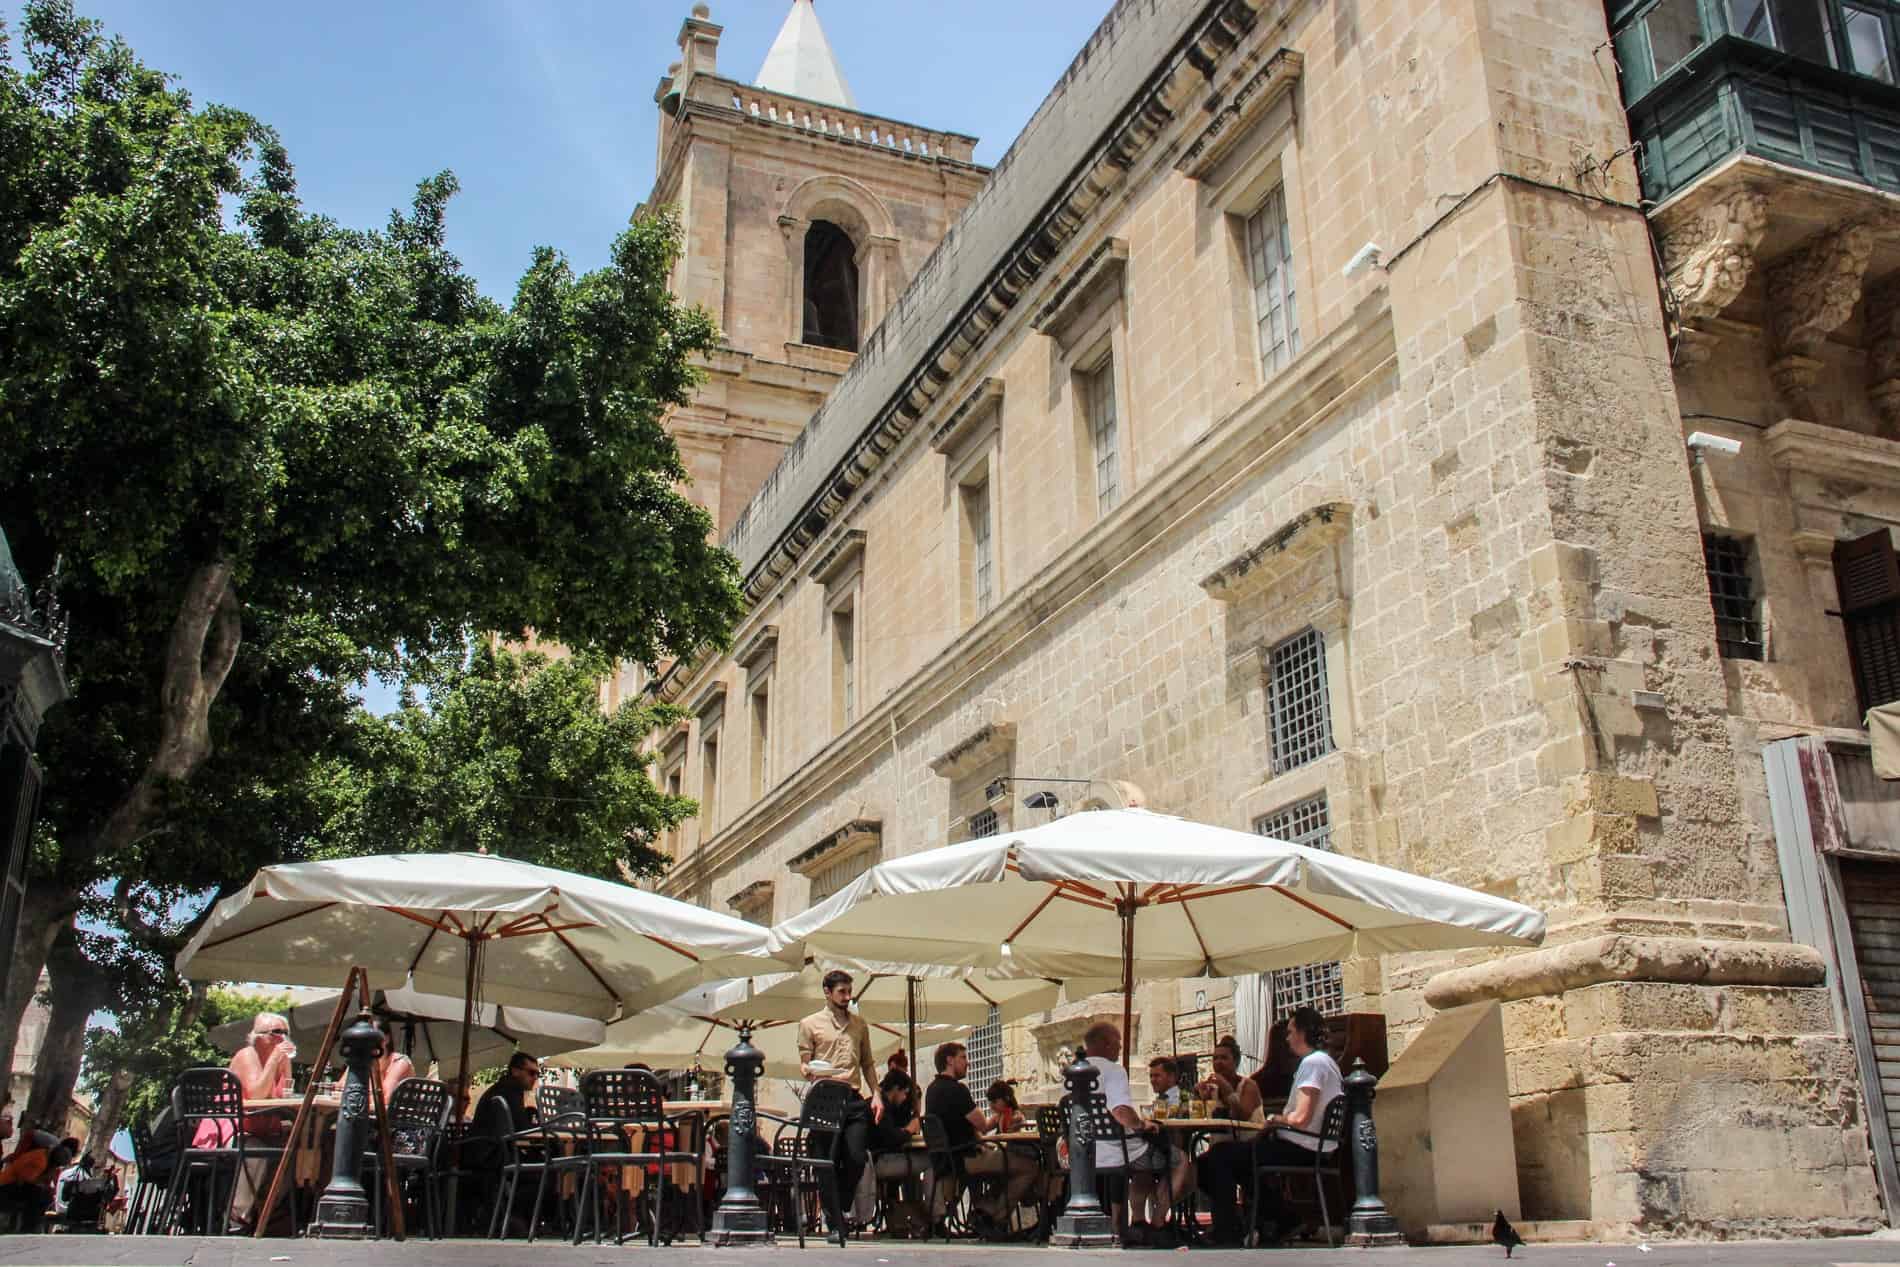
[{"left": 1766, "top": 224, "right": 1875, "bottom": 419}]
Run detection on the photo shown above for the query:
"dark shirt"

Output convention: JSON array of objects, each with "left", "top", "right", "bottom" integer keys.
[
  {"left": 869, "top": 1090, "right": 916, "bottom": 1152},
  {"left": 925, "top": 1075, "right": 978, "bottom": 1151},
  {"left": 476, "top": 1077, "right": 533, "bottom": 1137}
]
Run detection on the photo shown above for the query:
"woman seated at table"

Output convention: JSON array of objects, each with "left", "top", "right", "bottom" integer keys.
[
  {"left": 983, "top": 1081, "right": 1022, "bottom": 1134},
  {"left": 374, "top": 1022, "right": 416, "bottom": 1104},
  {"left": 201, "top": 1011, "right": 296, "bottom": 1232},
  {"left": 864, "top": 1068, "right": 924, "bottom": 1208}
]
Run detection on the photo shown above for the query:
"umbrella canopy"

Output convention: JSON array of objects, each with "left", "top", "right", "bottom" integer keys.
[
  {"left": 209, "top": 985, "right": 606, "bottom": 1078},
  {"left": 771, "top": 808, "right": 1546, "bottom": 984},
  {"left": 702, "top": 964, "right": 1082, "bottom": 1027},
  {"left": 177, "top": 853, "right": 799, "bottom": 1021}
]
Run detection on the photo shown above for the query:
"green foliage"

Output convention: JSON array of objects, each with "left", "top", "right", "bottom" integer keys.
[
  {"left": 0, "top": 0, "right": 740, "bottom": 923},
  {"left": 320, "top": 645, "right": 694, "bottom": 878},
  {"left": 83, "top": 985, "right": 289, "bottom": 1130}
]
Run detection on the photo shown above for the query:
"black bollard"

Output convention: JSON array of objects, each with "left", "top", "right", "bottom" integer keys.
[
  {"left": 311, "top": 1010, "right": 383, "bottom": 1239},
  {"left": 709, "top": 1022, "right": 774, "bottom": 1246},
  {"left": 1342, "top": 1057, "right": 1406, "bottom": 1247},
  {"left": 1048, "top": 1046, "right": 1116, "bottom": 1248}
]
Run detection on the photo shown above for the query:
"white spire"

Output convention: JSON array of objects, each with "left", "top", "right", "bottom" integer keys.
[{"left": 754, "top": 0, "right": 856, "bottom": 109}]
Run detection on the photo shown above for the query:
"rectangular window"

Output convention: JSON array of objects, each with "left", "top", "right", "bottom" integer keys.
[
  {"left": 966, "top": 1005, "right": 1003, "bottom": 1089},
  {"left": 968, "top": 806, "right": 1000, "bottom": 839},
  {"left": 1703, "top": 533, "right": 1764, "bottom": 660},
  {"left": 1841, "top": 3, "right": 1897, "bottom": 81},
  {"left": 1267, "top": 627, "right": 1335, "bottom": 775},
  {"left": 964, "top": 477, "right": 994, "bottom": 619},
  {"left": 700, "top": 734, "right": 720, "bottom": 840},
  {"left": 832, "top": 604, "right": 857, "bottom": 731},
  {"left": 1729, "top": 0, "right": 1779, "bottom": 42},
  {"left": 1084, "top": 360, "right": 1120, "bottom": 514},
  {"left": 1253, "top": 792, "right": 1333, "bottom": 850},
  {"left": 664, "top": 765, "right": 683, "bottom": 856},
  {"left": 1245, "top": 188, "right": 1300, "bottom": 375},
  {"left": 1835, "top": 530, "right": 1900, "bottom": 715},
  {"left": 750, "top": 686, "right": 771, "bottom": 800}
]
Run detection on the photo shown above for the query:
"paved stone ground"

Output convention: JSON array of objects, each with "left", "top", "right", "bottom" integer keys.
[{"left": 5, "top": 1235, "right": 1900, "bottom": 1267}]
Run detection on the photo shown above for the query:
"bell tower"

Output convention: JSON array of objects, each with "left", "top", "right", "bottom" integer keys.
[{"left": 644, "top": 2, "right": 987, "bottom": 537}]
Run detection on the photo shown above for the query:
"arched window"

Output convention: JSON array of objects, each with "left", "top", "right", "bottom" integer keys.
[{"left": 802, "top": 220, "right": 860, "bottom": 352}]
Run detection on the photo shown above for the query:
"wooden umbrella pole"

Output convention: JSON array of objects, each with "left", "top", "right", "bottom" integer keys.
[
  {"left": 455, "top": 932, "right": 478, "bottom": 1114},
  {"left": 906, "top": 976, "right": 918, "bottom": 1080},
  {"left": 253, "top": 965, "right": 365, "bottom": 1239},
  {"left": 1119, "top": 901, "right": 1136, "bottom": 1071}
]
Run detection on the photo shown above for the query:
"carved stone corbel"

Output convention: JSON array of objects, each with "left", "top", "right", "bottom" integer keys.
[
  {"left": 1866, "top": 276, "right": 1900, "bottom": 436},
  {"left": 1659, "top": 189, "right": 1768, "bottom": 366},
  {"left": 1766, "top": 223, "right": 1876, "bottom": 419}
]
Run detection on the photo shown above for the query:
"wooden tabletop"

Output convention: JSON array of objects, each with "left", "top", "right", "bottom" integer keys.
[
  {"left": 248, "top": 1096, "right": 341, "bottom": 1112},
  {"left": 1150, "top": 1117, "right": 1255, "bottom": 1130},
  {"left": 906, "top": 1130, "right": 1042, "bottom": 1149}
]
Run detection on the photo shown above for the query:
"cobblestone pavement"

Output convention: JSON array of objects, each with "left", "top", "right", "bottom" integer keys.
[{"left": 4, "top": 1235, "right": 1900, "bottom": 1267}]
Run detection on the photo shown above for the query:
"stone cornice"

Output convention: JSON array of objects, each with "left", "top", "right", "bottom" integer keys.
[
  {"left": 1175, "top": 46, "right": 1304, "bottom": 180},
  {"left": 928, "top": 721, "right": 1018, "bottom": 780},
  {"left": 1765, "top": 418, "right": 1900, "bottom": 486},
  {"left": 727, "top": 879, "right": 775, "bottom": 916},
  {"left": 734, "top": 624, "right": 780, "bottom": 673},
  {"left": 1199, "top": 501, "right": 1353, "bottom": 603},
  {"left": 689, "top": 678, "right": 728, "bottom": 723},
  {"left": 931, "top": 378, "right": 1005, "bottom": 455},
  {"left": 788, "top": 817, "right": 884, "bottom": 873},
  {"left": 1031, "top": 238, "right": 1130, "bottom": 338},
  {"left": 658, "top": 291, "right": 1397, "bottom": 902},
  {"left": 810, "top": 529, "right": 867, "bottom": 588},
  {"left": 1422, "top": 934, "right": 1826, "bottom": 1009}
]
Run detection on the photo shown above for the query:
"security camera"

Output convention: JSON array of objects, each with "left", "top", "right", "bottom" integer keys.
[
  {"left": 1343, "top": 242, "right": 1384, "bottom": 279},
  {"left": 1685, "top": 431, "right": 1742, "bottom": 457}
]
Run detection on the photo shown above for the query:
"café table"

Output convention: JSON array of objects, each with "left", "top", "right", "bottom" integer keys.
[{"left": 247, "top": 1096, "right": 343, "bottom": 1191}]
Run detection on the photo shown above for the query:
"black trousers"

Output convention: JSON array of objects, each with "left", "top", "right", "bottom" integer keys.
[
  {"left": 820, "top": 1094, "right": 872, "bottom": 1231},
  {"left": 1195, "top": 1134, "right": 1321, "bottom": 1243}
]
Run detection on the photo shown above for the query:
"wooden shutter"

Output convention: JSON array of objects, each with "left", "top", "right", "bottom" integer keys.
[
  {"left": 1841, "top": 859, "right": 1900, "bottom": 1161},
  {"left": 1836, "top": 532, "right": 1900, "bottom": 716}
]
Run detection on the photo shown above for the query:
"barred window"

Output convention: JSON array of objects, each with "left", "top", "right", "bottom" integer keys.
[
  {"left": 1245, "top": 188, "right": 1299, "bottom": 375},
  {"left": 1085, "top": 360, "right": 1120, "bottom": 514},
  {"left": 966, "top": 1005, "right": 1003, "bottom": 1089},
  {"left": 969, "top": 807, "right": 999, "bottom": 839},
  {"left": 1268, "top": 627, "right": 1334, "bottom": 774},
  {"left": 1253, "top": 793, "right": 1332, "bottom": 850},
  {"left": 1703, "top": 534, "right": 1763, "bottom": 661},
  {"left": 1271, "top": 961, "right": 1344, "bottom": 1018}
]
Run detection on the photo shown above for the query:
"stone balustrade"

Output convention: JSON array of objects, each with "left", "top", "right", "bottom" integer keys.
[{"left": 723, "top": 84, "right": 977, "bottom": 163}]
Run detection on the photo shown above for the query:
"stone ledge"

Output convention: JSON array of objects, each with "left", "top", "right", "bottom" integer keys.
[{"left": 1423, "top": 936, "right": 1827, "bottom": 1010}]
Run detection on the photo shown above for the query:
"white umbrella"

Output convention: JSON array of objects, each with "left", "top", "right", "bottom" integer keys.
[
  {"left": 565, "top": 996, "right": 912, "bottom": 1081},
  {"left": 178, "top": 852, "right": 799, "bottom": 1095},
  {"left": 770, "top": 808, "right": 1547, "bottom": 1062},
  {"left": 209, "top": 984, "right": 607, "bottom": 1078}
]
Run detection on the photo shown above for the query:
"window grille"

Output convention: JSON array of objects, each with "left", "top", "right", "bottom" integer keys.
[
  {"left": 809, "top": 848, "right": 876, "bottom": 903},
  {"left": 968, "top": 807, "right": 999, "bottom": 839},
  {"left": 1267, "top": 627, "right": 1334, "bottom": 774},
  {"left": 1270, "top": 961, "right": 1344, "bottom": 1019},
  {"left": 1702, "top": 534, "right": 1763, "bottom": 661},
  {"left": 1085, "top": 361, "right": 1120, "bottom": 513},
  {"left": 1245, "top": 188, "right": 1299, "bottom": 375},
  {"left": 1252, "top": 793, "right": 1332, "bottom": 850},
  {"left": 966, "top": 1005, "right": 1003, "bottom": 1089}
]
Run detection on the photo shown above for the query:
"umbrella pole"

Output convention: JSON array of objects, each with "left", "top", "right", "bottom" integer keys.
[
  {"left": 1120, "top": 901, "right": 1135, "bottom": 1071},
  {"left": 906, "top": 976, "right": 918, "bottom": 1079},
  {"left": 456, "top": 934, "right": 477, "bottom": 1114}
]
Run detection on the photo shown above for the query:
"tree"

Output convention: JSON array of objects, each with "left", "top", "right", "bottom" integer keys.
[{"left": 0, "top": 2, "right": 741, "bottom": 1087}]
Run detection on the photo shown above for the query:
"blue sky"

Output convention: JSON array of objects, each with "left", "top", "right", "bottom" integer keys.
[{"left": 25, "top": 1, "right": 1109, "bottom": 301}]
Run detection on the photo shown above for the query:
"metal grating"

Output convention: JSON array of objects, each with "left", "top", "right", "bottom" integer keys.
[
  {"left": 1253, "top": 793, "right": 1332, "bottom": 850},
  {"left": 1703, "top": 533, "right": 1763, "bottom": 660},
  {"left": 1246, "top": 188, "right": 1299, "bottom": 375},
  {"left": 1268, "top": 627, "right": 1335, "bottom": 774},
  {"left": 968, "top": 806, "right": 999, "bottom": 839},
  {"left": 966, "top": 1005, "right": 1003, "bottom": 1089},
  {"left": 1086, "top": 360, "right": 1120, "bottom": 513}
]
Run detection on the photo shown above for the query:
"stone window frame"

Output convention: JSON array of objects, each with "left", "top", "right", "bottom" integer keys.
[
  {"left": 692, "top": 683, "right": 727, "bottom": 847},
  {"left": 791, "top": 818, "right": 884, "bottom": 904},
  {"left": 929, "top": 720, "right": 1017, "bottom": 843},
  {"left": 936, "top": 381, "right": 1006, "bottom": 631},
  {"left": 812, "top": 530, "right": 867, "bottom": 736},
  {"left": 1185, "top": 59, "right": 1310, "bottom": 400},
  {"left": 736, "top": 624, "right": 780, "bottom": 802},
  {"left": 1033, "top": 239, "right": 1135, "bottom": 526},
  {"left": 659, "top": 726, "right": 689, "bottom": 861},
  {"left": 777, "top": 174, "right": 902, "bottom": 358},
  {"left": 727, "top": 879, "right": 776, "bottom": 926}
]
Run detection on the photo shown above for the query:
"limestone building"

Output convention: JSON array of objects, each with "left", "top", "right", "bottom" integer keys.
[{"left": 634, "top": 0, "right": 1900, "bottom": 1237}]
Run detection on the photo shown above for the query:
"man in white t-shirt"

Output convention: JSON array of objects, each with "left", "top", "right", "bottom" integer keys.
[
  {"left": 1080, "top": 1022, "right": 1175, "bottom": 1244},
  {"left": 1194, "top": 1006, "right": 1343, "bottom": 1246}
]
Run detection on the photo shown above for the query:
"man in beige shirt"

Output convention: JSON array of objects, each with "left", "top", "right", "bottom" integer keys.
[{"left": 797, "top": 969, "right": 875, "bottom": 1234}]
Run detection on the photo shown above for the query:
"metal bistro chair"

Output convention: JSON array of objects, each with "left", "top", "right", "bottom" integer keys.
[
  {"left": 755, "top": 1078, "right": 851, "bottom": 1248},
  {"left": 918, "top": 1114, "right": 984, "bottom": 1240},
  {"left": 1075, "top": 1088, "right": 1137, "bottom": 1240},
  {"left": 519, "top": 1086, "right": 590, "bottom": 1243},
  {"left": 1247, "top": 1096, "right": 1349, "bottom": 1248},
  {"left": 125, "top": 1120, "right": 176, "bottom": 1235},
  {"left": 1034, "top": 1102, "right": 1068, "bottom": 1239},
  {"left": 571, "top": 1068, "right": 700, "bottom": 1246},
  {"left": 159, "top": 1067, "right": 293, "bottom": 1236},
  {"left": 364, "top": 1077, "right": 454, "bottom": 1239}
]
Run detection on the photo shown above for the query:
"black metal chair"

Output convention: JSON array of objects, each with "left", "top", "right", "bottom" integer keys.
[
  {"left": 754, "top": 1078, "right": 851, "bottom": 1247},
  {"left": 364, "top": 1076, "right": 454, "bottom": 1239},
  {"left": 1034, "top": 1102, "right": 1068, "bottom": 1238},
  {"left": 158, "top": 1067, "right": 293, "bottom": 1236},
  {"left": 571, "top": 1068, "right": 700, "bottom": 1246},
  {"left": 918, "top": 1113, "right": 984, "bottom": 1240},
  {"left": 1247, "top": 1096, "right": 1348, "bottom": 1247},
  {"left": 516, "top": 1086, "right": 589, "bottom": 1242},
  {"left": 125, "top": 1119, "right": 176, "bottom": 1235},
  {"left": 1074, "top": 1088, "right": 1136, "bottom": 1239}
]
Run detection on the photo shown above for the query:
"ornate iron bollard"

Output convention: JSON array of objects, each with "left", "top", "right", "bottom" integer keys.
[
  {"left": 1342, "top": 1057, "right": 1406, "bottom": 1247},
  {"left": 311, "top": 1010, "right": 382, "bottom": 1239},
  {"left": 709, "top": 1022, "right": 773, "bottom": 1246},
  {"left": 1048, "top": 1045, "right": 1116, "bottom": 1248}
]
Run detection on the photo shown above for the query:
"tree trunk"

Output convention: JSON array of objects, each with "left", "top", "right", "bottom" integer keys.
[
  {"left": 23, "top": 922, "right": 102, "bottom": 1135},
  {"left": 0, "top": 886, "right": 73, "bottom": 1092},
  {"left": 84, "top": 1066, "right": 132, "bottom": 1163}
]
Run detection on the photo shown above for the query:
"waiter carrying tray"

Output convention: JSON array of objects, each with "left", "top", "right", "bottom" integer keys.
[{"left": 797, "top": 969, "right": 877, "bottom": 1234}]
